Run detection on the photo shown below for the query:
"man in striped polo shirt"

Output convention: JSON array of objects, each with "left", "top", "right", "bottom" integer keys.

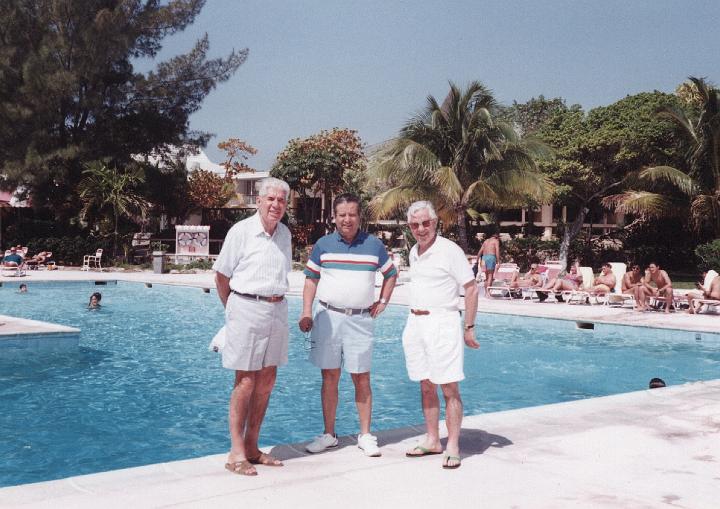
[{"left": 299, "top": 193, "right": 397, "bottom": 457}]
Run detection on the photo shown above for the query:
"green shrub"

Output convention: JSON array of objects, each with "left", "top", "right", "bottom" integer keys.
[
  {"left": 695, "top": 239, "right": 720, "bottom": 272},
  {"left": 26, "top": 236, "right": 108, "bottom": 265},
  {"left": 502, "top": 236, "right": 560, "bottom": 269}
]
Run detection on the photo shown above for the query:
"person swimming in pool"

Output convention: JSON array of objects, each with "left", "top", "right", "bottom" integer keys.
[
  {"left": 477, "top": 232, "right": 500, "bottom": 295},
  {"left": 18, "top": 283, "right": 28, "bottom": 293},
  {"left": 88, "top": 292, "right": 102, "bottom": 309}
]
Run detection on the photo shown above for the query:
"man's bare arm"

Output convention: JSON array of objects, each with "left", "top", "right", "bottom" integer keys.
[
  {"left": 299, "top": 277, "right": 319, "bottom": 332},
  {"left": 463, "top": 280, "right": 480, "bottom": 349},
  {"left": 370, "top": 274, "right": 397, "bottom": 318},
  {"left": 215, "top": 272, "right": 231, "bottom": 308}
]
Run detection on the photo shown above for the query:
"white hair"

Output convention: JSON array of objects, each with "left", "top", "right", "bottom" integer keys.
[
  {"left": 257, "top": 177, "right": 290, "bottom": 197},
  {"left": 406, "top": 200, "right": 438, "bottom": 221}
]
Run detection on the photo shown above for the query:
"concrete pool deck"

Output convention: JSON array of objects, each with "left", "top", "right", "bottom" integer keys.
[{"left": 1, "top": 269, "right": 719, "bottom": 507}]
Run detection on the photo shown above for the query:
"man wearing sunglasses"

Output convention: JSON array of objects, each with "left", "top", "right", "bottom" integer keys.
[
  {"left": 402, "top": 201, "right": 479, "bottom": 470},
  {"left": 299, "top": 193, "right": 397, "bottom": 457}
]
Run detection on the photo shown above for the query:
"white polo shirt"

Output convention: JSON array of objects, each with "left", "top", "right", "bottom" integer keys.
[
  {"left": 213, "top": 213, "right": 292, "bottom": 296},
  {"left": 408, "top": 235, "right": 474, "bottom": 310}
]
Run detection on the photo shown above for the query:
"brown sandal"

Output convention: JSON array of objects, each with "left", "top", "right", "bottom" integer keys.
[
  {"left": 247, "top": 452, "right": 284, "bottom": 466},
  {"left": 225, "top": 460, "right": 257, "bottom": 476}
]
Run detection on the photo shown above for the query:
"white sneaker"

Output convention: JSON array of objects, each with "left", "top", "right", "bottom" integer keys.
[
  {"left": 305, "top": 433, "right": 338, "bottom": 453},
  {"left": 357, "top": 433, "right": 381, "bottom": 457}
]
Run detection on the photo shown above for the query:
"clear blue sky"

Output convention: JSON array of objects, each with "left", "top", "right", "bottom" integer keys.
[{"left": 149, "top": 0, "right": 720, "bottom": 170}]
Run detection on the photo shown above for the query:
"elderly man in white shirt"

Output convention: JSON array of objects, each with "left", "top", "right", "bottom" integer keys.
[
  {"left": 402, "top": 201, "right": 479, "bottom": 470},
  {"left": 213, "top": 177, "right": 292, "bottom": 477}
]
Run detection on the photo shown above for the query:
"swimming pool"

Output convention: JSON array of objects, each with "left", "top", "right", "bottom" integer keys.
[{"left": 1, "top": 281, "right": 719, "bottom": 487}]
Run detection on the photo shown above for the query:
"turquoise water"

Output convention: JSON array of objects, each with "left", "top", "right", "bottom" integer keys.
[{"left": 1, "top": 281, "right": 719, "bottom": 487}]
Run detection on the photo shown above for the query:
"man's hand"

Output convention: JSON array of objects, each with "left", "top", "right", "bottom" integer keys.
[
  {"left": 464, "top": 329, "right": 480, "bottom": 349},
  {"left": 298, "top": 315, "right": 313, "bottom": 332},
  {"left": 369, "top": 301, "right": 387, "bottom": 318}
]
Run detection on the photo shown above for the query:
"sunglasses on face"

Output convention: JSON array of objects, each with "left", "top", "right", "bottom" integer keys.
[{"left": 408, "top": 219, "right": 433, "bottom": 230}]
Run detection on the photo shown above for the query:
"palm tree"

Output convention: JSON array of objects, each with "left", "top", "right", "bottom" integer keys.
[
  {"left": 604, "top": 77, "right": 720, "bottom": 237},
  {"left": 78, "top": 161, "right": 150, "bottom": 258},
  {"left": 369, "top": 81, "right": 553, "bottom": 250}
]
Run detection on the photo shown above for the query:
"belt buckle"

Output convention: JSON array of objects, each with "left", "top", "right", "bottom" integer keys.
[{"left": 344, "top": 308, "right": 353, "bottom": 316}]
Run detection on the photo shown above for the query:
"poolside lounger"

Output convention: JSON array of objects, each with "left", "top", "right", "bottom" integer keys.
[
  {"left": 81, "top": 248, "right": 103, "bottom": 271},
  {"left": 606, "top": 262, "right": 634, "bottom": 307},
  {"left": 487, "top": 263, "right": 520, "bottom": 299},
  {"left": 562, "top": 266, "right": 598, "bottom": 304},
  {"left": 526, "top": 261, "right": 565, "bottom": 301},
  {"left": 691, "top": 270, "right": 720, "bottom": 314}
]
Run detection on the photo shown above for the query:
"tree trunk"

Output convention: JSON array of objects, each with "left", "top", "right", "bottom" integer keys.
[
  {"left": 456, "top": 207, "right": 469, "bottom": 252},
  {"left": 558, "top": 206, "right": 588, "bottom": 268}
]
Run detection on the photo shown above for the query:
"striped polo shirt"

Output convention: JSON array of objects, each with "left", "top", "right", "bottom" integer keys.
[{"left": 304, "top": 231, "right": 397, "bottom": 308}]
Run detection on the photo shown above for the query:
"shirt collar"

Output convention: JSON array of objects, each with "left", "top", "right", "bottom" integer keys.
[
  {"left": 334, "top": 230, "right": 366, "bottom": 246},
  {"left": 250, "top": 212, "right": 274, "bottom": 238}
]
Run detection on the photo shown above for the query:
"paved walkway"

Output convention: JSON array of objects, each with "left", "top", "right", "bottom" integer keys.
[{"left": 1, "top": 269, "right": 719, "bottom": 508}]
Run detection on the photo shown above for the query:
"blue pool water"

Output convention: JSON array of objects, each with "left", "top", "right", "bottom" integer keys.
[{"left": 1, "top": 281, "right": 719, "bottom": 487}]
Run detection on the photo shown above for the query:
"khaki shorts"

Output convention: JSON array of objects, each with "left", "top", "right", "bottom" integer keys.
[
  {"left": 222, "top": 293, "right": 289, "bottom": 371},
  {"left": 401, "top": 310, "right": 464, "bottom": 385},
  {"left": 309, "top": 305, "right": 374, "bottom": 373}
]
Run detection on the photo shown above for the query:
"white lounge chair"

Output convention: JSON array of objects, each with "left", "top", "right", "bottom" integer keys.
[
  {"left": 81, "top": 249, "right": 103, "bottom": 271},
  {"left": 487, "top": 263, "right": 520, "bottom": 299},
  {"left": 607, "top": 263, "right": 635, "bottom": 307},
  {"left": 691, "top": 270, "right": 720, "bottom": 314},
  {"left": 563, "top": 266, "right": 596, "bottom": 304}
]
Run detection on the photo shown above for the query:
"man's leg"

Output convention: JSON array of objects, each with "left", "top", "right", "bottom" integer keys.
[
  {"left": 243, "top": 365, "right": 278, "bottom": 461},
  {"left": 350, "top": 372, "right": 372, "bottom": 435},
  {"left": 664, "top": 287, "right": 673, "bottom": 313},
  {"left": 321, "top": 368, "right": 341, "bottom": 435},
  {"left": 228, "top": 370, "right": 256, "bottom": 471},
  {"left": 419, "top": 379, "right": 442, "bottom": 450},
  {"left": 440, "top": 382, "right": 463, "bottom": 468}
]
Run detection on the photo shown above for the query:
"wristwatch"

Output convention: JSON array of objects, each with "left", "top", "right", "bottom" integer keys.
[
  {"left": 464, "top": 323, "right": 475, "bottom": 330},
  {"left": 379, "top": 298, "right": 387, "bottom": 305}
]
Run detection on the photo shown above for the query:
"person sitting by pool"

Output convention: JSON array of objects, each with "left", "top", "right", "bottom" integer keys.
[
  {"left": 2, "top": 246, "right": 24, "bottom": 268},
  {"left": 643, "top": 262, "right": 674, "bottom": 313},
  {"left": 23, "top": 251, "right": 51, "bottom": 269},
  {"left": 591, "top": 263, "right": 616, "bottom": 294},
  {"left": 88, "top": 292, "right": 102, "bottom": 309},
  {"left": 18, "top": 283, "right": 28, "bottom": 293},
  {"left": 509, "top": 263, "right": 542, "bottom": 290},
  {"left": 686, "top": 271, "right": 720, "bottom": 314},
  {"left": 537, "top": 264, "right": 582, "bottom": 301},
  {"left": 622, "top": 264, "right": 650, "bottom": 311}
]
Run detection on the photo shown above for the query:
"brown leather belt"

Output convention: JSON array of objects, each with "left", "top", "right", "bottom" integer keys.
[
  {"left": 410, "top": 309, "right": 431, "bottom": 315},
  {"left": 232, "top": 290, "right": 285, "bottom": 303},
  {"left": 320, "top": 300, "right": 371, "bottom": 316}
]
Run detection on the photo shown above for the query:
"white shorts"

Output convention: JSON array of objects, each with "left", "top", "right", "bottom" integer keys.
[
  {"left": 401, "top": 310, "right": 464, "bottom": 385},
  {"left": 222, "top": 293, "right": 289, "bottom": 371},
  {"left": 309, "top": 306, "right": 374, "bottom": 373}
]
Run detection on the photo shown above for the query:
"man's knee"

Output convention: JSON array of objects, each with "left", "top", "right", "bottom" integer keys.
[
  {"left": 440, "top": 382, "right": 460, "bottom": 400},
  {"left": 420, "top": 379, "right": 436, "bottom": 395},
  {"left": 321, "top": 368, "right": 341, "bottom": 384},
  {"left": 350, "top": 371, "right": 370, "bottom": 387}
]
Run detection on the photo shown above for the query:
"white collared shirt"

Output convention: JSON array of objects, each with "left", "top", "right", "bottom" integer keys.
[
  {"left": 408, "top": 235, "right": 474, "bottom": 310},
  {"left": 213, "top": 213, "right": 292, "bottom": 296}
]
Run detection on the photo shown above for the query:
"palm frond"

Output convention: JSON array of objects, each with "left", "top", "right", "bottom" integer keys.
[
  {"left": 689, "top": 193, "right": 720, "bottom": 233},
  {"left": 639, "top": 166, "right": 699, "bottom": 195},
  {"left": 602, "top": 191, "right": 680, "bottom": 218},
  {"left": 433, "top": 165, "right": 462, "bottom": 203}
]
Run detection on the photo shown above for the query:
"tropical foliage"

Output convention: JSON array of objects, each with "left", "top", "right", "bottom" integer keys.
[
  {"left": 271, "top": 128, "right": 366, "bottom": 224},
  {"left": 0, "top": 0, "right": 245, "bottom": 222},
  {"left": 536, "top": 91, "right": 684, "bottom": 264},
  {"left": 369, "top": 81, "right": 554, "bottom": 250},
  {"left": 187, "top": 169, "right": 234, "bottom": 209},
  {"left": 218, "top": 138, "right": 258, "bottom": 177},
  {"left": 78, "top": 161, "right": 149, "bottom": 257},
  {"left": 603, "top": 77, "right": 720, "bottom": 238}
]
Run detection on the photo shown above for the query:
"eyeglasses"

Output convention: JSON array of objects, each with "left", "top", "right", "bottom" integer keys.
[
  {"left": 631, "top": 266, "right": 640, "bottom": 270},
  {"left": 408, "top": 219, "right": 433, "bottom": 230}
]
